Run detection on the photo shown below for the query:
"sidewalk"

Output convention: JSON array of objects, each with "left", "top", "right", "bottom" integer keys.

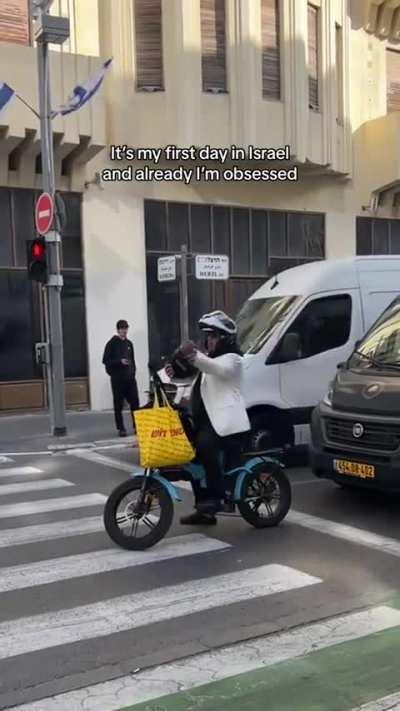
[
  {"left": 0, "top": 409, "right": 137, "bottom": 454},
  {"left": 117, "top": 603, "right": 400, "bottom": 711}
]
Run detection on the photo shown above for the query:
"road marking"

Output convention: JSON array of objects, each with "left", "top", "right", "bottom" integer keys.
[
  {"left": 8, "top": 605, "right": 400, "bottom": 711},
  {"left": 0, "top": 534, "right": 230, "bottom": 593},
  {"left": 0, "top": 493, "right": 106, "bottom": 519},
  {"left": 0, "top": 456, "right": 13, "bottom": 464},
  {"left": 69, "top": 449, "right": 192, "bottom": 491},
  {"left": 0, "top": 478, "right": 74, "bottom": 496},
  {"left": 288, "top": 510, "right": 400, "bottom": 558},
  {"left": 0, "top": 564, "right": 321, "bottom": 661},
  {"left": 352, "top": 692, "right": 400, "bottom": 710},
  {"left": 0, "top": 451, "right": 52, "bottom": 457},
  {"left": 0, "top": 516, "right": 104, "bottom": 548},
  {"left": 0, "top": 466, "right": 43, "bottom": 478},
  {"left": 68, "top": 448, "right": 139, "bottom": 473}
]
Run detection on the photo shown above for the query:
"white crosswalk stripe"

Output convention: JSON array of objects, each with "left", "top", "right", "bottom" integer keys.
[
  {"left": 0, "top": 493, "right": 106, "bottom": 518},
  {"left": 0, "top": 516, "right": 104, "bottom": 548},
  {"left": 0, "top": 466, "right": 43, "bottom": 479},
  {"left": 0, "top": 478, "right": 74, "bottom": 496},
  {"left": 0, "top": 564, "right": 321, "bottom": 661},
  {"left": 0, "top": 534, "right": 230, "bottom": 593},
  {"left": 288, "top": 510, "right": 400, "bottom": 559}
]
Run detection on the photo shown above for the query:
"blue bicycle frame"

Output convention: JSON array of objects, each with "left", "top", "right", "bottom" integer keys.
[{"left": 129, "top": 454, "right": 284, "bottom": 504}]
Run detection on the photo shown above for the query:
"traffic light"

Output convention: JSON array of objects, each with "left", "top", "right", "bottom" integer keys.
[{"left": 27, "top": 238, "right": 47, "bottom": 283}]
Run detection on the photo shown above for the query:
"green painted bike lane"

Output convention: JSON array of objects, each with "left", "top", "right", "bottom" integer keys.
[{"left": 118, "top": 603, "right": 400, "bottom": 711}]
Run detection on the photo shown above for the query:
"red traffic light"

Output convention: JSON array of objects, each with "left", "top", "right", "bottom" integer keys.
[
  {"left": 27, "top": 238, "right": 47, "bottom": 283},
  {"left": 31, "top": 240, "right": 46, "bottom": 259}
]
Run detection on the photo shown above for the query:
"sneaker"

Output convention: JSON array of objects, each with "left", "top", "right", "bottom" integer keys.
[
  {"left": 118, "top": 430, "right": 128, "bottom": 438},
  {"left": 180, "top": 511, "right": 217, "bottom": 526}
]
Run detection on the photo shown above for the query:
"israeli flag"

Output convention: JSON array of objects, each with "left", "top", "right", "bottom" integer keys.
[
  {"left": 0, "top": 83, "right": 15, "bottom": 114},
  {"left": 52, "top": 58, "right": 112, "bottom": 118}
]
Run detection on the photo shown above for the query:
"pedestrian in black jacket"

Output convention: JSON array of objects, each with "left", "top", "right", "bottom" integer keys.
[{"left": 102, "top": 320, "right": 139, "bottom": 437}]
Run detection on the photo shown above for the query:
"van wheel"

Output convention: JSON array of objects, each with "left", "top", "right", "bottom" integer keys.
[
  {"left": 251, "top": 427, "right": 274, "bottom": 451},
  {"left": 249, "top": 414, "right": 276, "bottom": 451}
]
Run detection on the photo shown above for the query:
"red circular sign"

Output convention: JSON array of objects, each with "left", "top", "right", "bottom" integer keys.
[{"left": 35, "top": 193, "right": 54, "bottom": 235}]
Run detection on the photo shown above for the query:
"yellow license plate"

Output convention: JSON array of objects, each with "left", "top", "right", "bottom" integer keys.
[{"left": 333, "top": 459, "right": 375, "bottom": 479}]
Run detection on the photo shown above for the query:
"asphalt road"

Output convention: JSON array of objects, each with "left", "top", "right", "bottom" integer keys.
[{"left": 1, "top": 445, "right": 400, "bottom": 710}]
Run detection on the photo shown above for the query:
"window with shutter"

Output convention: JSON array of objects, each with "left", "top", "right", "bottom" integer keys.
[
  {"left": 0, "top": 0, "right": 30, "bottom": 45},
  {"left": 387, "top": 49, "right": 400, "bottom": 112},
  {"left": 201, "top": 0, "right": 227, "bottom": 93},
  {"left": 134, "top": 0, "right": 164, "bottom": 91},
  {"left": 261, "top": 0, "right": 280, "bottom": 100},
  {"left": 308, "top": 3, "right": 319, "bottom": 110}
]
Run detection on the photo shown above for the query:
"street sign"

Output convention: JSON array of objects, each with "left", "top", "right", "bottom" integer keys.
[
  {"left": 157, "top": 256, "right": 176, "bottom": 282},
  {"left": 195, "top": 254, "right": 229, "bottom": 280},
  {"left": 35, "top": 192, "right": 54, "bottom": 235}
]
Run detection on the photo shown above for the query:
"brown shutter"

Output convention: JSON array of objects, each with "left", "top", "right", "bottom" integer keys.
[
  {"left": 201, "top": 0, "right": 227, "bottom": 92},
  {"left": 308, "top": 3, "right": 319, "bottom": 109},
  {"left": 261, "top": 0, "right": 280, "bottom": 100},
  {"left": 0, "top": 0, "right": 30, "bottom": 45},
  {"left": 134, "top": 0, "right": 164, "bottom": 91},
  {"left": 387, "top": 49, "right": 400, "bottom": 112}
]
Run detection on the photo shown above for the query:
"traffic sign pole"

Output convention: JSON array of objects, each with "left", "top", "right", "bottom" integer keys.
[
  {"left": 179, "top": 244, "right": 190, "bottom": 343},
  {"left": 36, "top": 5, "right": 67, "bottom": 436}
]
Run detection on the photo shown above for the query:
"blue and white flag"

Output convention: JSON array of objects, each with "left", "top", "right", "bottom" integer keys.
[
  {"left": 0, "top": 83, "right": 15, "bottom": 114},
  {"left": 51, "top": 58, "right": 112, "bottom": 118}
]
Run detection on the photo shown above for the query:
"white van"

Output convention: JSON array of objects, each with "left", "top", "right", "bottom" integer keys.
[{"left": 235, "top": 256, "right": 400, "bottom": 450}]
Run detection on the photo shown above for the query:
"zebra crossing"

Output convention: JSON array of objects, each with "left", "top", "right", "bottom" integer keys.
[{"left": 1, "top": 457, "right": 400, "bottom": 710}]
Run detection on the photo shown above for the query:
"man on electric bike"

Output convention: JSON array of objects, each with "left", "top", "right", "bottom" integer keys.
[{"left": 165, "top": 311, "right": 250, "bottom": 525}]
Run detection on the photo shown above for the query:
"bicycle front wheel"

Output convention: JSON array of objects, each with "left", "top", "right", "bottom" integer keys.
[{"left": 104, "top": 476, "right": 173, "bottom": 550}]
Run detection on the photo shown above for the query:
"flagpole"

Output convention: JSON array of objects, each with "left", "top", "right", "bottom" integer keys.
[
  {"left": 14, "top": 93, "right": 40, "bottom": 119},
  {"left": 33, "top": 2, "right": 69, "bottom": 437}
]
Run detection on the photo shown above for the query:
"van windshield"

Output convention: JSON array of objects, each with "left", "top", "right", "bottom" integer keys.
[
  {"left": 237, "top": 296, "right": 299, "bottom": 354},
  {"left": 349, "top": 296, "right": 400, "bottom": 371}
]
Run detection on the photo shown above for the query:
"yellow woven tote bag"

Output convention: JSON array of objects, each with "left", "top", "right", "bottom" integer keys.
[{"left": 133, "top": 390, "right": 195, "bottom": 469}]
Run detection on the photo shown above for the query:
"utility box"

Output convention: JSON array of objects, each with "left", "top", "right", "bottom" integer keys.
[{"left": 35, "top": 342, "right": 50, "bottom": 366}]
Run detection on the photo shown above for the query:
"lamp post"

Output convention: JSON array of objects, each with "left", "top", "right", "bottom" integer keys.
[{"left": 31, "top": 0, "right": 70, "bottom": 436}]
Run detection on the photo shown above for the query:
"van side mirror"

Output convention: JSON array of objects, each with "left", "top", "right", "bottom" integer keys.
[{"left": 279, "top": 332, "right": 302, "bottom": 363}]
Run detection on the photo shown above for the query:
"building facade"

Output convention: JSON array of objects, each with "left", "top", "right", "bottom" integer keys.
[{"left": 1, "top": 0, "right": 400, "bottom": 413}]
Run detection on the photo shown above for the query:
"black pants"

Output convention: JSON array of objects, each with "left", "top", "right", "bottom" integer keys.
[
  {"left": 191, "top": 425, "right": 248, "bottom": 505},
  {"left": 192, "top": 425, "right": 224, "bottom": 502},
  {"left": 111, "top": 377, "right": 139, "bottom": 432}
]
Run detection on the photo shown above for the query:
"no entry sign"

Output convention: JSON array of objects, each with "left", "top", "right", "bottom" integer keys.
[{"left": 35, "top": 193, "right": 54, "bottom": 235}]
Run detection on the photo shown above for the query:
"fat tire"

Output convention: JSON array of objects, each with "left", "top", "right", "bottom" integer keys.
[
  {"left": 104, "top": 477, "right": 173, "bottom": 550},
  {"left": 238, "top": 465, "right": 291, "bottom": 528}
]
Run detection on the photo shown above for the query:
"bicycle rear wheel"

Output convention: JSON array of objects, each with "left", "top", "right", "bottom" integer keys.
[{"left": 237, "top": 464, "right": 291, "bottom": 528}]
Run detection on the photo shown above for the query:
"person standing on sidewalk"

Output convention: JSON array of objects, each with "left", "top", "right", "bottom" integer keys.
[{"left": 102, "top": 320, "right": 139, "bottom": 437}]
